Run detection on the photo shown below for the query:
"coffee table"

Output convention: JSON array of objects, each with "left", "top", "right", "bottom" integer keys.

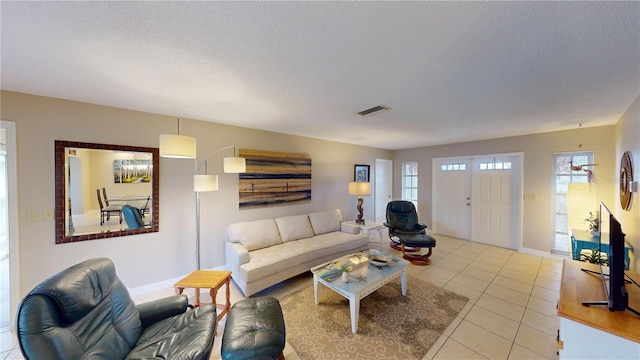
[
  {"left": 311, "top": 249, "right": 409, "bottom": 333},
  {"left": 174, "top": 270, "right": 232, "bottom": 324}
]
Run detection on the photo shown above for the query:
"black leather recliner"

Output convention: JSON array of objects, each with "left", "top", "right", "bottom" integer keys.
[
  {"left": 384, "top": 200, "right": 437, "bottom": 266},
  {"left": 16, "top": 257, "right": 217, "bottom": 360}
]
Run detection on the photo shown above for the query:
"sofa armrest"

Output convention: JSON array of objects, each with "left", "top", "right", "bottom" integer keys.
[
  {"left": 226, "top": 242, "right": 250, "bottom": 269},
  {"left": 136, "top": 294, "right": 188, "bottom": 329}
]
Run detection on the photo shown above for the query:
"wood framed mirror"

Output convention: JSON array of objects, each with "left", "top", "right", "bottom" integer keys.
[{"left": 55, "top": 140, "right": 159, "bottom": 244}]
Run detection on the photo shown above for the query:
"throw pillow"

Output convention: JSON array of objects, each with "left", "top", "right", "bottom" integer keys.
[
  {"left": 275, "top": 215, "right": 314, "bottom": 242},
  {"left": 308, "top": 209, "right": 342, "bottom": 235},
  {"left": 227, "top": 219, "right": 282, "bottom": 251}
]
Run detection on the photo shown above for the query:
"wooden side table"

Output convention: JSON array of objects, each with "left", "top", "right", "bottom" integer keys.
[{"left": 174, "top": 270, "right": 232, "bottom": 324}]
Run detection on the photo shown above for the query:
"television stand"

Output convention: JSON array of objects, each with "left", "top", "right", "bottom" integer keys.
[{"left": 559, "top": 260, "right": 640, "bottom": 359}]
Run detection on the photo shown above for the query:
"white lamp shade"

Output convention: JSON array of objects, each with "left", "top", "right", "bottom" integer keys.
[
  {"left": 159, "top": 134, "right": 196, "bottom": 159},
  {"left": 194, "top": 174, "right": 218, "bottom": 192},
  {"left": 223, "top": 157, "right": 246, "bottom": 173},
  {"left": 348, "top": 182, "right": 371, "bottom": 196}
]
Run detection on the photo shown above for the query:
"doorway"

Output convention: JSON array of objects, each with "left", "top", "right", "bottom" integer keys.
[
  {"left": 374, "top": 159, "right": 392, "bottom": 224},
  {"left": 433, "top": 153, "right": 523, "bottom": 249},
  {"left": 0, "top": 120, "right": 18, "bottom": 335}
]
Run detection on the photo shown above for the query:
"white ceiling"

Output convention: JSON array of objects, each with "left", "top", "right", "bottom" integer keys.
[{"left": 2, "top": 1, "right": 639, "bottom": 150}]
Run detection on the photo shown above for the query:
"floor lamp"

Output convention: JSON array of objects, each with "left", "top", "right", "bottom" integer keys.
[
  {"left": 348, "top": 181, "right": 371, "bottom": 225},
  {"left": 160, "top": 122, "right": 245, "bottom": 270},
  {"left": 193, "top": 146, "right": 245, "bottom": 270}
]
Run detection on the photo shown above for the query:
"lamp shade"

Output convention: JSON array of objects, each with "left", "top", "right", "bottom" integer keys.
[
  {"left": 159, "top": 134, "right": 196, "bottom": 159},
  {"left": 223, "top": 157, "right": 246, "bottom": 173},
  {"left": 194, "top": 174, "right": 218, "bottom": 192},
  {"left": 348, "top": 182, "right": 371, "bottom": 196}
]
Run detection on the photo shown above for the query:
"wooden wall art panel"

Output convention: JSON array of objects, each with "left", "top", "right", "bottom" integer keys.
[{"left": 238, "top": 149, "right": 311, "bottom": 208}]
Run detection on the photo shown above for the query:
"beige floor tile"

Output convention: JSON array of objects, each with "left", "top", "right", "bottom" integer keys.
[
  {"left": 498, "top": 267, "right": 537, "bottom": 284},
  {"left": 450, "top": 273, "right": 491, "bottom": 292},
  {"left": 473, "top": 255, "right": 509, "bottom": 269},
  {"left": 413, "top": 269, "right": 451, "bottom": 287},
  {"left": 450, "top": 320, "right": 512, "bottom": 360},
  {"left": 467, "top": 260, "right": 503, "bottom": 275},
  {"left": 423, "top": 264, "right": 459, "bottom": 281},
  {"left": 443, "top": 314, "right": 464, "bottom": 337},
  {"left": 484, "top": 283, "right": 530, "bottom": 307},
  {"left": 509, "top": 252, "right": 543, "bottom": 264},
  {"left": 526, "top": 297, "right": 558, "bottom": 317},
  {"left": 464, "top": 305, "right": 520, "bottom": 341},
  {"left": 521, "top": 308, "right": 559, "bottom": 336},
  {"left": 481, "top": 246, "right": 515, "bottom": 258},
  {"left": 435, "top": 258, "right": 468, "bottom": 272},
  {"left": 492, "top": 275, "right": 534, "bottom": 294},
  {"left": 461, "top": 266, "right": 499, "bottom": 282},
  {"left": 530, "top": 286, "right": 560, "bottom": 303},
  {"left": 424, "top": 333, "right": 448, "bottom": 360},
  {"left": 4, "top": 348, "right": 25, "bottom": 360},
  {"left": 514, "top": 324, "right": 558, "bottom": 360},
  {"left": 508, "top": 344, "right": 548, "bottom": 360},
  {"left": 444, "top": 281, "right": 482, "bottom": 304},
  {"left": 432, "top": 338, "right": 488, "bottom": 360},
  {"left": 476, "top": 293, "right": 525, "bottom": 322},
  {"left": 534, "top": 276, "right": 562, "bottom": 293},
  {"left": 503, "top": 261, "right": 540, "bottom": 276},
  {"left": 443, "top": 253, "right": 475, "bottom": 266}
]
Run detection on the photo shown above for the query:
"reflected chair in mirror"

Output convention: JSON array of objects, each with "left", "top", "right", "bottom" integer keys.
[
  {"left": 96, "top": 189, "right": 122, "bottom": 225},
  {"left": 384, "top": 200, "right": 437, "bottom": 266},
  {"left": 102, "top": 187, "right": 111, "bottom": 206},
  {"left": 139, "top": 195, "right": 151, "bottom": 218},
  {"left": 122, "top": 204, "right": 146, "bottom": 229}
]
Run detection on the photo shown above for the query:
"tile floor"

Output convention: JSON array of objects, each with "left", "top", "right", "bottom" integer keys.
[{"left": 2, "top": 235, "right": 562, "bottom": 359}]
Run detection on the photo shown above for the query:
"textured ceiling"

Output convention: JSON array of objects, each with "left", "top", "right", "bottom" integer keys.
[{"left": 2, "top": 1, "right": 639, "bottom": 150}]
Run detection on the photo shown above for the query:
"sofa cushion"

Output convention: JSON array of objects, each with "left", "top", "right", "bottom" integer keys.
[
  {"left": 227, "top": 219, "right": 282, "bottom": 251},
  {"left": 308, "top": 209, "right": 342, "bottom": 235},
  {"left": 275, "top": 215, "right": 314, "bottom": 243}
]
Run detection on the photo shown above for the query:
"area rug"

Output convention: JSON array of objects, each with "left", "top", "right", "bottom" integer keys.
[{"left": 278, "top": 275, "right": 469, "bottom": 360}]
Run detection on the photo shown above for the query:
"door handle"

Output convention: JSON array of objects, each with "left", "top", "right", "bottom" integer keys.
[{"left": 467, "top": 203, "right": 471, "bottom": 206}]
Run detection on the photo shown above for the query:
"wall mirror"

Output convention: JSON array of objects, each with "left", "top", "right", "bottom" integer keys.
[{"left": 55, "top": 140, "right": 159, "bottom": 244}]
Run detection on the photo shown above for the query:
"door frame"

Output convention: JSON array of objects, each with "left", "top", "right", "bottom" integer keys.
[
  {"left": 432, "top": 152, "right": 523, "bottom": 250},
  {"left": 1, "top": 120, "right": 19, "bottom": 330}
]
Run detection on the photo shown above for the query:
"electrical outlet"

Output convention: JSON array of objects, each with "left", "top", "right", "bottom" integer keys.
[
  {"left": 26, "top": 210, "right": 39, "bottom": 222},
  {"left": 43, "top": 209, "right": 55, "bottom": 221}
]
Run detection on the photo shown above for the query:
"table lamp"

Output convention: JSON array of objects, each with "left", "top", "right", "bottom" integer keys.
[{"left": 348, "top": 181, "right": 371, "bottom": 225}]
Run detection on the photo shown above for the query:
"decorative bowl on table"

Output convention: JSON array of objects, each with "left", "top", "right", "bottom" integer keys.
[{"left": 369, "top": 255, "right": 391, "bottom": 267}]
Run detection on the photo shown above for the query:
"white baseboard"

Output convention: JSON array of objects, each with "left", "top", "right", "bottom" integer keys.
[{"left": 519, "top": 247, "right": 566, "bottom": 260}]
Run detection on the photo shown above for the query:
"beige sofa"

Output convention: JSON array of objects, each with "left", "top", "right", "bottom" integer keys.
[{"left": 225, "top": 209, "right": 369, "bottom": 296}]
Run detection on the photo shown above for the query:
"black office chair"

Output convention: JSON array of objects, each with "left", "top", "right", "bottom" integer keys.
[
  {"left": 122, "top": 204, "right": 146, "bottom": 229},
  {"left": 384, "top": 200, "right": 436, "bottom": 266}
]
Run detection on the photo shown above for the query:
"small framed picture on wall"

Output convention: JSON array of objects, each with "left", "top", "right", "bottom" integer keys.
[{"left": 354, "top": 164, "right": 370, "bottom": 182}]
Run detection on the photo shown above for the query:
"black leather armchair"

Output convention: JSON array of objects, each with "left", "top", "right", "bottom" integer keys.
[
  {"left": 16, "top": 258, "right": 216, "bottom": 360},
  {"left": 384, "top": 200, "right": 437, "bottom": 266}
]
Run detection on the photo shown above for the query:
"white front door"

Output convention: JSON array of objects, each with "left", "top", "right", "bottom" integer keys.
[
  {"left": 471, "top": 156, "right": 520, "bottom": 249},
  {"left": 433, "top": 159, "right": 472, "bottom": 239}
]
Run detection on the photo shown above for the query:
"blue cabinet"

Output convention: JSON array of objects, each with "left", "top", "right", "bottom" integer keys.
[{"left": 571, "top": 229, "right": 632, "bottom": 270}]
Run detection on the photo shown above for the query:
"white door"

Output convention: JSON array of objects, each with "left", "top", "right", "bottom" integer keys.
[
  {"left": 433, "top": 159, "right": 472, "bottom": 239},
  {"left": 471, "top": 156, "right": 520, "bottom": 249},
  {"left": 374, "top": 159, "right": 392, "bottom": 224}
]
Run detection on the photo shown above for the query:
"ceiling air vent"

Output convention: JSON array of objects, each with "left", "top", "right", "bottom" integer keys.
[{"left": 357, "top": 105, "right": 391, "bottom": 116}]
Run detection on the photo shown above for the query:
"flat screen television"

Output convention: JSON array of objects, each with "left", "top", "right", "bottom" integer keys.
[{"left": 581, "top": 202, "right": 638, "bottom": 315}]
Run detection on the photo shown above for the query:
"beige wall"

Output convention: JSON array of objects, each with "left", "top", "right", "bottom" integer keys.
[
  {"left": 615, "top": 95, "right": 640, "bottom": 270},
  {"left": 393, "top": 126, "right": 618, "bottom": 254},
  {"left": 4, "top": 89, "right": 638, "bottom": 295},
  {"left": 1, "top": 91, "right": 392, "bottom": 294}
]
